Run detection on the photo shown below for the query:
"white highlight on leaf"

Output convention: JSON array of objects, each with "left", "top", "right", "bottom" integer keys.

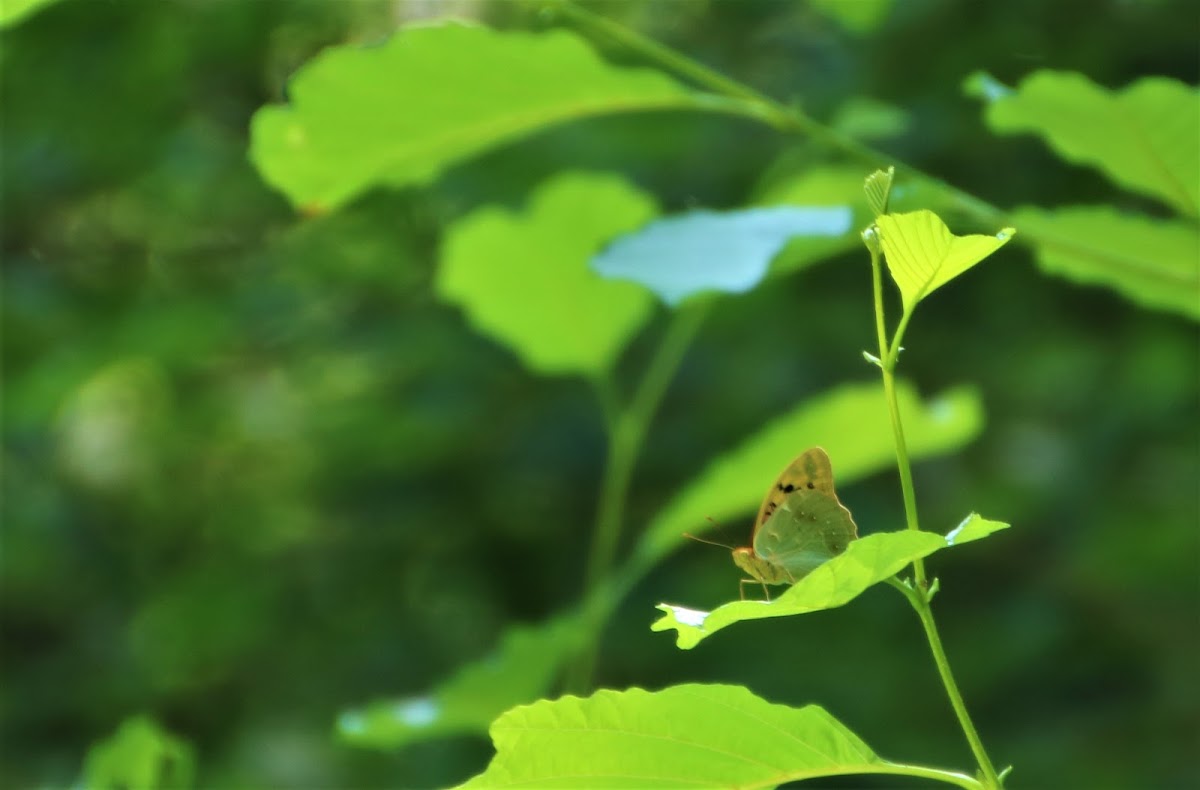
[
  {"left": 392, "top": 697, "right": 440, "bottom": 727},
  {"left": 668, "top": 606, "right": 710, "bottom": 628}
]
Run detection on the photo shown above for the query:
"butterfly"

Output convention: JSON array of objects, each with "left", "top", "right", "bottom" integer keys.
[{"left": 732, "top": 447, "right": 859, "bottom": 600}]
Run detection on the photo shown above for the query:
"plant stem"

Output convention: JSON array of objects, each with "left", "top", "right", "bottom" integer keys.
[
  {"left": 552, "top": 1, "right": 1007, "bottom": 227},
  {"left": 871, "top": 243, "right": 1001, "bottom": 786},
  {"left": 568, "top": 304, "right": 708, "bottom": 690},
  {"left": 888, "top": 579, "right": 1003, "bottom": 788},
  {"left": 868, "top": 243, "right": 927, "bottom": 584}
]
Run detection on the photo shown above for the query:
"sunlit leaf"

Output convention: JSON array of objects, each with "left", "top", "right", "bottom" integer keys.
[
  {"left": 636, "top": 381, "right": 983, "bottom": 564},
  {"left": 437, "top": 172, "right": 658, "bottom": 376},
  {"left": 591, "top": 206, "right": 852, "bottom": 305},
  {"left": 457, "top": 684, "right": 975, "bottom": 789},
  {"left": 876, "top": 210, "right": 1015, "bottom": 310},
  {"left": 338, "top": 615, "right": 588, "bottom": 750},
  {"left": 250, "top": 22, "right": 754, "bottom": 212},
  {"left": 1015, "top": 205, "right": 1200, "bottom": 320},
  {"left": 653, "top": 515, "right": 1009, "bottom": 649},
  {"left": 0, "top": 0, "right": 62, "bottom": 29},
  {"left": 82, "top": 716, "right": 194, "bottom": 790},
  {"left": 969, "top": 70, "right": 1200, "bottom": 217}
]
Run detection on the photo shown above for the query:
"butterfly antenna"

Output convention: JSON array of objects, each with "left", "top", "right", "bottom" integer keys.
[{"left": 683, "top": 532, "right": 736, "bottom": 551}]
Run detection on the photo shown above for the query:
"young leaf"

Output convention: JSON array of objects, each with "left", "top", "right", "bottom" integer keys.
[
  {"left": 457, "top": 684, "right": 976, "bottom": 789},
  {"left": 968, "top": 70, "right": 1200, "bottom": 218},
  {"left": 876, "top": 210, "right": 1015, "bottom": 311},
  {"left": 637, "top": 380, "right": 983, "bottom": 563},
  {"left": 250, "top": 22, "right": 754, "bottom": 212},
  {"left": 1014, "top": 205, "right": 1200, "bottom": 321},
  {"left": 653, "top": 515, "right": 1009, "bottom": 649},
  {"left": 863, "top": 166, "right": 895, "bottom": 217},
  {"left": 437, "top": 172, "right": 658, "bottom": 377},
  {"left": 337, "top": 615, "right": 589, "bottom": 750},
  {"left": 590, "top": 206, "right": 852, "bottom": 305}
]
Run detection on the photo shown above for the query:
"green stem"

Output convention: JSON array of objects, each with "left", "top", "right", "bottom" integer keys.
[
  {"left": 889, "top": 578, "right": 1003, "bottom": 788},
  {"left": 568, "top": 304, "right": 708, "bottom": 690},
  {"left": 552, "top": 1, "right": 1006, "bottom": 226},
  {"left": 868, "top": 242, "right": 926, "bottom": 584}
]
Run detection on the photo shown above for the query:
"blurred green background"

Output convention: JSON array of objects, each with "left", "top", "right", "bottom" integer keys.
[{"left": 2, "top": 0, "right": 1197, "bottom": 787}]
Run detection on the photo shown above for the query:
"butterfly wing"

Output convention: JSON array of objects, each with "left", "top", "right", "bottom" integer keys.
[
  {"left": 753, "top": 447, "right": 838, "bottom": 536},
  {"left": 753, "top": 488, "right": 859, "bottom": 582}
]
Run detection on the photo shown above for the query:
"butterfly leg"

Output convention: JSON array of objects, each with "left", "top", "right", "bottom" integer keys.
[{"left": 739, "top": 579, "right": 771, "bottom": 601}]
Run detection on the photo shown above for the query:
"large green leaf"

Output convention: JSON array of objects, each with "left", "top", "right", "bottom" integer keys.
[
  {"left": 250, "top": 22, "right": 753, "bottom": 212},
  {"left": 876, "top": 210, "right": 1015, "bottom": 311},
  {"left": 1015, "top": 205, "right": 1200, "bottom": 320},
  {"left": 458, "top": 684, "right": 977, "bottom": 789},
  {"left": 437, "top": 172, "right": 658, "bottom": 377},
  {"left": 636, "top": 380, "right": 983, "bottom": 564},
  {"left": 337, "top": 615, "right": 588, "bottom": 750},
  {"left": 654, "top": 516, "right": 1009, "bottom": 649},
  {"left": 970, "top": 70, "right": 1200, "bottom": 218}
]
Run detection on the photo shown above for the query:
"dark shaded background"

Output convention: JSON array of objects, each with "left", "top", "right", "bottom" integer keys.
[{"left": 2, "top": 0, "right": 1197, "bottom": 787}]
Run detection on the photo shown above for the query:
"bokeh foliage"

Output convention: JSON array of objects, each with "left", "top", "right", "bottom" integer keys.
[{"left": 2, "top": 1, "right": 1197, "bottom": 788}]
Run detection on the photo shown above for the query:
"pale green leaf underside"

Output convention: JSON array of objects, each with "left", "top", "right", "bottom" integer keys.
[
  {"left": 437, "top": 172, "right": 658, "bottom": 376},
  {"left": 337, "top": 616, "right": 588, "bottom": 750},
  {"left": 654, "top": 515, "right": 1009, "bottom": 649},
  {"left": 876, "top": 210, "right": 1015, "bottom": 310},
  {"left": 1015, "top": 205, "right": 1200, "bottom": 320},
  {"left": 590, "top": 206, "right": 852, "bottom": 305},
  {"left": 250, "top": 22, "right": 753, "bottom": 211},
  {"left": 636, "top": 380, "right": 983, "bottom": 564},
  {"left": 976, "top": 70, "right": 1200, "bottom": 218},
  {"left": 457, "top": 684, "right": 892, "bottom": 789}
]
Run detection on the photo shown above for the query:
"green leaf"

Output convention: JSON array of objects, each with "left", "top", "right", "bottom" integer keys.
[
  {"left": 457, "top": 684, "right": 975, "bottom": 789},
  {"left": 590, "top": 206, "right": 852, "bottom": 305},
  {"left": 437, "top": 172, "right": 658, "bottom": 377},
  {"left": 250, "top": 22, "right": 753, "bottom": 212},
  {"left": 876, "top": 210, "right": 1015, "bottom": 311},
  {"left": 338, "top": 615, "right": 589, "bottom": 750},
  {"left": 636, "top": 380, "right": 983, "bottom": 564},
  {"left": 1014, "top": 205, "right": 1200, "bottom": 320},
  {"left": 970, "top": 70, "right": 1200, "bottom": 217},
  {"left": 82, "top": 716, "right": 194, "bottom": 790},
  {"left": 0, "top": 0, "right": 62, "bottom": 29},
  {"left": 653, "top": 515, "right": 1009, "bottom": 649}
]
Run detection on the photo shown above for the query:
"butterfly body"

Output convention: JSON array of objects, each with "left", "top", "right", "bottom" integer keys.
[{"left": 734, "top": 447, "right": 858, "bottom": 597}]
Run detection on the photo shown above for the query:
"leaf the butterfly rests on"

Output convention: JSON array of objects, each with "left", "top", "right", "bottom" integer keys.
[{"left": 732, "top": 447, "right": 859, "bottom": 598}]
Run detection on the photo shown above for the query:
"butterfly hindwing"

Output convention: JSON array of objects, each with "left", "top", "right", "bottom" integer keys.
[{"left": 754, "top": 488, "right": 859, "bottom": 582}]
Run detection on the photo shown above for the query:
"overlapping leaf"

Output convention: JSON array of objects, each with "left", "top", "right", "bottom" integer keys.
[
  {"left": 437, "top": 172, "right": 658, "bottom": 376},
  {"left": 969, "top": 70, "right": 1200, "bottom": 217},
  {"left": 1014, "top": 205, "right": 1200, "bottom": 320},
  {"left": 636, "top": 380, "right": 983, "bottom": 564}
]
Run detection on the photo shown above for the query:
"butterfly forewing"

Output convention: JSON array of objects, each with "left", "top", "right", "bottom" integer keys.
[{"left": 753, "top": 447, "right": 838, "bottom": 533}]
